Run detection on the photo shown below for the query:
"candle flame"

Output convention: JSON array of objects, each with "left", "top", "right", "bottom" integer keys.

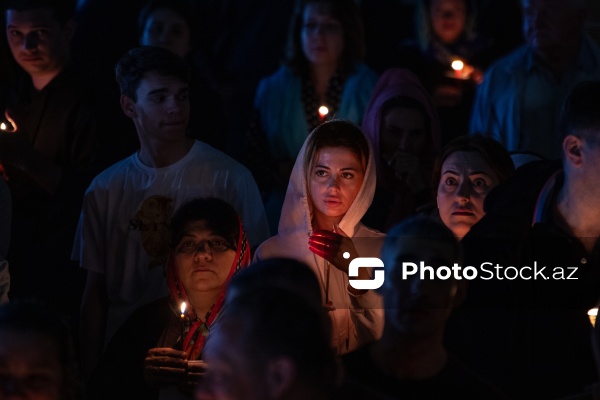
[
  {"left": 451, "top": 60, "right": 464, "bottom": 71},
  {"left": 318, "top": 106, "right": 329, "bottom": 118},
  {"left": 1, "top": 111, "right": 17, "bottom": 132},
  {"left": 589, "top": 308, "right": 598, "bottom": 327},
  {"left": 180, "top": 301, "right": 187, "bottom": 316}
]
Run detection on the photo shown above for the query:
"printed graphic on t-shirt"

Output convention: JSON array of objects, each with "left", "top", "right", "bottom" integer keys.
[{"left": 131, "top": 195, "right": 174, "bottom": 268}]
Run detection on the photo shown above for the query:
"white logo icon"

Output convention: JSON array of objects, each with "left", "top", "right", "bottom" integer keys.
[{"left": 348, "top": 257, "right": 385, "bottom": 290}]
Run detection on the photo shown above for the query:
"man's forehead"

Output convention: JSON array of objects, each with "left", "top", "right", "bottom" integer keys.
[
  {"left": 137, "top": 72, "right": 188, "bottom": 93},
  {"left": 6, "top": 7, "right": 59, "bottom": 26}
]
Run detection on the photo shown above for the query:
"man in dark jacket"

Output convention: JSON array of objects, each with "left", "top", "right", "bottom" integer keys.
[{"left": 459, "top": 80, "right": 600, "bottom": 398}]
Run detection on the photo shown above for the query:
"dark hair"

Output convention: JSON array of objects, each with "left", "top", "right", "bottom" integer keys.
[
  {"left": 137, "top": 0, "right": 197, "bottom": 46},
  {"left": 0, "top": 301, "right": 80, "bottom": 400},
  {"left": 383, "top": 216, "right": 461, "bottom": 267},
  {"left": 115, "top": 46, "right": 190, "bottom": 101},
  {"left": 432, "top": 134, "right": 515, "bottom": 193},
  {"left": 227, "top": 258, "right": 323, "bottom": 313},
  {"left": 559, "top": 80, "right": 600, "bottom": 146},
  {"left": 220, "top": 289, "right": 337, "bottom": 397},
  {"left": 169, "top": 197, "right": 240, "bottom": 250},
  {"left": 304, "top": 119, "right": 370, "bottom": 184},
  {"left": 284, "top": 0, "right": 365, "bottom": 78},
  {"left": 4, "top": 0, "right": 76, "bottom": 26}
]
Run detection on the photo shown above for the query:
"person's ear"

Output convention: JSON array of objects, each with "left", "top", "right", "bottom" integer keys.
[
  {"left": 121, "top": 95, "right": 137, "bottom": 119},
  {"left": 563, "top": 135, "right": 583, "bottom": 167},
  {"left": 266, "top": 357, "right": 296, "bottom": 399}
]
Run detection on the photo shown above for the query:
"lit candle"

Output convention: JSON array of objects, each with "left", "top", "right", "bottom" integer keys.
[
  {"left": 451, "top": 59, "right": 464, "bottom": 79},
  {"left": 318, "top": 105, "right": 329, "bottom": 122},
  {"left": 0, "top": 111, "right": 17, "bottom": 133},
  {"left": 179, "top": 302, "right": 187, "bottom": 351},
  {"left": 588, "top": 308, "right": 598, "bottom": 327}
]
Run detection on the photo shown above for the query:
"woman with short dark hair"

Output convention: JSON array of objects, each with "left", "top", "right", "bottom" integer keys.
[{"left": 434, "top": 134, "right": 515, "bottom": 238}]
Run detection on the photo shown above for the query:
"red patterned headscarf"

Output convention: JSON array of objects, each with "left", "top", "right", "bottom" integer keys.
[{"left": 165, "top": 216, "right": 251, "bottom": 360}]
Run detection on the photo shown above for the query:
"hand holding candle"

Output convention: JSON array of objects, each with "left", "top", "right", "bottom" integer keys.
[
  {"left": 143, "top": 347, "right": 187, "bottom": 386},
  {"left": 0, "top": 117, "right": 30, "bottom": 170},
  {"left": 308, "top": 224, "right": 358, "bottom": 274},
  {"left": 0, "top": 110, "right": 17, "bottom": 133},
  {"left": 450, "top": 59, "right": 483, "bottom": 83}
]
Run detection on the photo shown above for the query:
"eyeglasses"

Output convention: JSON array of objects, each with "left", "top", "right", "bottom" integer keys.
[
  {"left": 176, "top": 239, "right": 232, "bottom": 255},
  {"left": 302, "top": 22, "right": 342, "bottom": 36}
]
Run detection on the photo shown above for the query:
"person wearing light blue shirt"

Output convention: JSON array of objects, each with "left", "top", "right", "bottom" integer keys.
[{"left": 470, "top": 0, "right": 600, "bottom": 161}]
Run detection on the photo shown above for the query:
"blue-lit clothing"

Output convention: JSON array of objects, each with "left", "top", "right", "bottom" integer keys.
[
  {"left": 470, "top": 36, "right": 600, "bottom": 160},
  {"left": 255, "top": 64, "right": 377, "bottom": 162}
]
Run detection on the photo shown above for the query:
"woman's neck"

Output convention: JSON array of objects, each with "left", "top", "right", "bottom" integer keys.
[
  {"left": 312, "top": 212, "right": 342, "bottom": 231},
  {"left": 186, "top": 288, "right": 221, "bottom": 321}
]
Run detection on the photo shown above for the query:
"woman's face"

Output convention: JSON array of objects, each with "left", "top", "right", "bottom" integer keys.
[
  {"left": 429, "top": 0, "right": 467, "bottom": 45},
  {"left": 436, "top": 151, "right": 500, "bottom": 238},
  {"left": 310, "top": 146, "right": 365, "bottom": 226},
  {"left": 175, "top": 221, "right": 236, "bottom": 294},
  {"left": 0, "top": 330, "right": 64, "bottom": 400},
  {"left": 140, "top": 7, "right": 192, "bottom": 58},
  {"left": 301, "top": 2, "right": 345, "bottom": 68},
  {"left": 380, "top": 106, "right": 428, "bottom": 161}
]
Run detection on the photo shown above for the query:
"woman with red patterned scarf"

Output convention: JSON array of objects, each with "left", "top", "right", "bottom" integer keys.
[{"left": 87, "top": 197, "right": 251, "bottom": 400}]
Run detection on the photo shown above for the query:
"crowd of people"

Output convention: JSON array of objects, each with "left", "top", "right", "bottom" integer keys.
[{"left": 1, "top": 0, "right": 600, "bottom": 399}]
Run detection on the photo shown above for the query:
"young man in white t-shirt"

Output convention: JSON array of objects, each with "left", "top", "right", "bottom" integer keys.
[{"left": 74, "top": 46, "right": 269, "bottom": 379}]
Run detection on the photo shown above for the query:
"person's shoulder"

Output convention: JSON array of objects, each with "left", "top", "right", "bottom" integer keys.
[
  {"left": 484, "top": 44, "right": 530, "bottom": 76},
  {"left": 254, "top": 235, "right": 280, "bottom": 260},
  {"left": 347, "top": 63, "right": 378, "bottom": 86},
  {"left": 484, "top": 159, "right": 561, "bottom": 215},
  {"left": 257, "top": 65, "right": 296, "bottom": 91},
  {"left": 46, "top": 66, "right": 103, "bottom": 101},
  {"left": 464, "top": 160, "right": 561, "bottom": 242},
  {"left": 189, "top": 141, "right": 252, "bottom": 177},
  {"left": 355, "top": 223, "right": 385, "bottom": 238},
  {"left": 253, "top": 233, "right": 309, "bottom": 262},
  {"left": 351, "top": 63, "right": 377, "bottom": 77},
  {"left": 87, "top": 154, "right": 138, "bottom": 190}
]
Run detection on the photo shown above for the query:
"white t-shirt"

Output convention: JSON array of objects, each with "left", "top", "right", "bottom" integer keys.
[{"left": 72, "top": 141, "right": 269, "bottom": 343}]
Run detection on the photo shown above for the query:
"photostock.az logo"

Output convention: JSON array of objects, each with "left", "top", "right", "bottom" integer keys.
[{"left": 348, "top": 254, "right": 385, "bottom": 290}]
